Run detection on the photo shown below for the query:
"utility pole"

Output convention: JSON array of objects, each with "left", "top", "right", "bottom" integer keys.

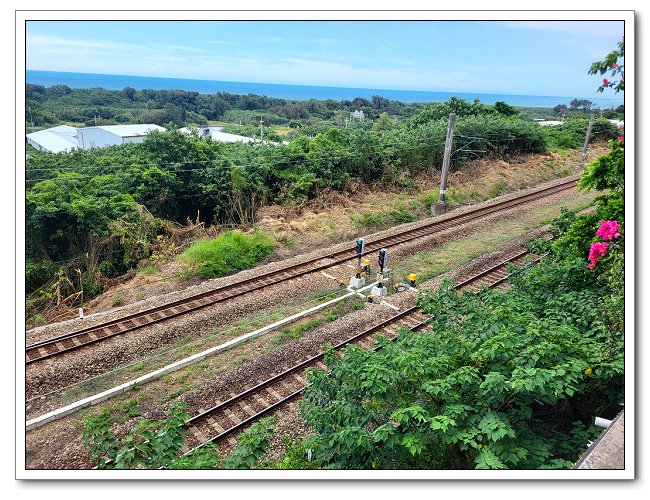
[
  {"left": 259, "top": 115, "right": 264, "bottom": 142},
  {"left": 27, "top": 107, "right": 34, "bottom": 129},
  {"left": 433, "top": 112, "right": 457, "bottom": 215},
  {"left": 581, "top": 111, "right": 595, "bottom": 163}
]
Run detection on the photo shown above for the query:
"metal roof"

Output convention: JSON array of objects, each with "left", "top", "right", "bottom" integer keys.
[
  {"left": 79, "top": 124, "right": 166, "bottom": 138},
  {"left": 26, "top": 129, "right": 78, "bottom": 153},
  {"left": 179, "top": 126, "right": 258, "bottom": 143}
]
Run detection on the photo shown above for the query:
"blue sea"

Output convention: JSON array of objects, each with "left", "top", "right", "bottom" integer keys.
[{"left": 26, "top": 70, "right": 623, "bottom": 109}]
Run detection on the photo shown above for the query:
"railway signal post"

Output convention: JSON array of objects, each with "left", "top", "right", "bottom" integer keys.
[
  {"left": 349, "top": 238, "right": 366, "bottom": 288},
  {"left": 370, "top": 248, "right": 389, "bottom": 297}
]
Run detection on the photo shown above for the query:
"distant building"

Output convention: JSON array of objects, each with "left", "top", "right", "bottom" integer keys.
[
  {"left": 26, "top": 124, "right": 166, "bottom": 153},
  {"left": 77, "top": 124, "right": 166, "bottom": 149},
  {"left": 26, "top": 125, "right": 78, "bottom": 153},
  {"left": 179, "top": 126, "right": 275, "bottom": 144},
  {"left": 350, "top": 110, "right": 365, "bottom": 121}
]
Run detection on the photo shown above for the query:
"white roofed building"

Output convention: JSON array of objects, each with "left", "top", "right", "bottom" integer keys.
[
  {"left": 26, "top": 125, "right": 78, "bottom": 153},
  {"left": 179, "top": 126, "right": 276, "bottom": 144},
  {"left": 77, "top": 124, "right": 166, "bottom": 149},
  {"left": 26, "top": 124, "right": 166, "bottom": 153}
]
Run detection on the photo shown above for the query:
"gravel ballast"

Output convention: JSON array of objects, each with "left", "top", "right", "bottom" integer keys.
[
  {"left": 24, "top": 176, "right": 588, "bottom": 470},
  {"left": 26, "top": 176, "right": 581, "bottom": 405}
]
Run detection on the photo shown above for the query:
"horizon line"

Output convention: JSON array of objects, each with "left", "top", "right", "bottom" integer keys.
[{"left": 25, "top": 68, "right": 624, "bottom": 104}]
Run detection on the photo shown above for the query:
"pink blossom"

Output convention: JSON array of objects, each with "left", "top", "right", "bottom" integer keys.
[
  {"left": 596, "top": 220, "right": 621, "bottom": 241},
  {"left": 612, "top": 63, "right": 619, "bottom": 69},
  {"left": 603, "top": 78, "right": 609, "bottom": 85},
  {"left": 588, "top": 241, "right": 609, "bottom": 269},
  {"left": 617, "top": 136, "right": 624, "bottom": 143}
]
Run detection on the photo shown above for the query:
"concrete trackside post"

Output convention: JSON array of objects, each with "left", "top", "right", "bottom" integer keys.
[
  {"left": 433, "top": 112, "right": 456, "bottom": 216},
  {"left": 581, "top": 111, "right": 596, "bottom": 163}
]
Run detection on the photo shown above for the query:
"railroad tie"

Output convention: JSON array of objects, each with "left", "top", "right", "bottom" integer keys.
[
  {"left": 223, "top": 408, "right": 241, "bottom": 425},
  {"left": 278, "top": 379, "right": 297, "bottom": 393},
  {"left": 189, "top": 426, "right": 210, "bottom": 446},
  {"left": 252, "top": 393, "right": 271, "bottom": 408},
  {"left": 264, "top": 386, "right": 283, "bottom": 401},
  {"left": 315, "top": 361, "right": 328, "bottom": 371},
  {"left": 237, "top": 400, "right": 257, "bottom": 418},
  {"left": 206, "top": 417, "right": 226, "bottom": 435}
]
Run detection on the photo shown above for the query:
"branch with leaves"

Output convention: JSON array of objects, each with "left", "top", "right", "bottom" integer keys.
[{"left": 589, "top": 38, "right": 624, "bottom": 94}]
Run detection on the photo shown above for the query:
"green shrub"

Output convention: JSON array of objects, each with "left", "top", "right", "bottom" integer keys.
[
  {"left": 389, "top": 208, "right": 417, "bottom": 224},
  {"left": 26, "top": 259, "right": 60, "bottom": 294},
  {"left": 139, "top": 264, "right": 158, "bottom": 276},
  {"left": 265, "top": 438, "right": 318, "bottom": 469},
  {"left": 300, "top": 258, "right": 623, "bottom": 470},
  {"left": 542, "top": 118, "right": 618, "bottom": 151},
  {"left": 489, "top": 180, "right": 509, "bottom": 198},
  {"left": 27, "top": 314, "right": 46, "bottom": 326},
  {"left": 179, "top": 230, "right": 276, "bottom": 278}
]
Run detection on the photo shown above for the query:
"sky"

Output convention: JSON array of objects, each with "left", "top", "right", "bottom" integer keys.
[{"left": 26, "top": 20, "right": 625, "bottom": 99}]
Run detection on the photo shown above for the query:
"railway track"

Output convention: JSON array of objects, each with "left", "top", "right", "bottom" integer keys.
[
  {"left": 179, "top": 246, "right": 539, "bottom": 456},
  {"left": 26, "top": 177, "right": 576, "bottom": 365}
]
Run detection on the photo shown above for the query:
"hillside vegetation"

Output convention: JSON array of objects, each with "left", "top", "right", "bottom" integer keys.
[{"left": 25, "top": 93, "right": 619, "bottom": 323}]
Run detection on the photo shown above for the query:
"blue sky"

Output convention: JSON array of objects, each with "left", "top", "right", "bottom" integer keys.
[{"left": 26, "top": 20, "right": 624, "bottom": 98}]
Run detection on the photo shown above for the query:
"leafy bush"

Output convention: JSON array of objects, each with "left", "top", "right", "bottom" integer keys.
[
  {"left": 300, "top": 257, "right": 623, "bottom": 470},
  {"left": 83, "top": 403, "right": 277, "bottom": 470},
  {"left": 83, "top": 402, "right": 189, "bottom": 469},
  {"left": 179, "top": 230, "right": 275, "bottom": 278},
  {"left": 542, "top": 118, "right": 618, "bottom": 151}
]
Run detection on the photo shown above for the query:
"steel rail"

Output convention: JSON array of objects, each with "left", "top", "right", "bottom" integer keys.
[
  {"left": 27, "top": 177, "right": 575, "bottom": 364},
  {"left": 179, "top": 247, "right": 536, "bottom": 456}
]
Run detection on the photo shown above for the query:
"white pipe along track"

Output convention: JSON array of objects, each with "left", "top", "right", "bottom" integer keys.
[{"left": 26, "top": 281, "right": 379, "bottom": 431}]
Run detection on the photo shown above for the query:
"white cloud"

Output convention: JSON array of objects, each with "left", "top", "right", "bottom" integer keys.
[
  {"left": 497, "top": 21, "right": 623, "bottom": 38},
  {"left": 27, "top": 34, "right": 136, "bottom": 51}
]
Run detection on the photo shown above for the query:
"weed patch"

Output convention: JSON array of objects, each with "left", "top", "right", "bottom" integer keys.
[
  {"left": 111, "top": 294, "right": 124, "bottom": 307},
  {"left": 139, "top": 265, "right": 158, "bottom": 276},
  {"left": 179, "top": 230, "right": 275, "bottom": 279}
]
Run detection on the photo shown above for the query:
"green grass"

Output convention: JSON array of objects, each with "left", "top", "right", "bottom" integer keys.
[
  {"left": 138, "top": 264, "right": 158, "bottom": 276},
  {"left": 179, "top": 229, "right": 276, "bottom": 279},
  {"left": 27, "top": 314, "right": 46, "bottom": 326},
  {"left": 390, "top": 191, "right": 600, "bottom": 285},
  {"left": 489, "top": 180, "right": 509, "bottom": 198},
  {"left": 166, "top": 384, "right": 196, "bottom": 401},
  {"left": 350, "top": 206, "right": 419, "bottom": 231},
  {"left": 130, "top": 361, "right": 147, "bottom": 373},
  {"left": 111, "top": 294, "right": 124, "bottom": 307}
]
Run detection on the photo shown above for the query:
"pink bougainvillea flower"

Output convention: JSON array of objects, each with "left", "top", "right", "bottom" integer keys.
[
  {"left": 612, "top": 63, "right": 619, "bottom": 69},
  {"left": 603, "top": 78, "right": 609, "bottom": 85},
  {"left": 596, "top": 220, "right": 622, "bottom": 241},
  {"left": 618, "top": 136, "right": 625, "bottom": 143},
  {"left": 588, "top": 241, "right": 609, "bottom": 269}
]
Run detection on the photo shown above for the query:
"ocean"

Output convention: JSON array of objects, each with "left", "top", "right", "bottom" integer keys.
[{"left": 25, "top": 70, "right": 624, "bottom": 109}]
